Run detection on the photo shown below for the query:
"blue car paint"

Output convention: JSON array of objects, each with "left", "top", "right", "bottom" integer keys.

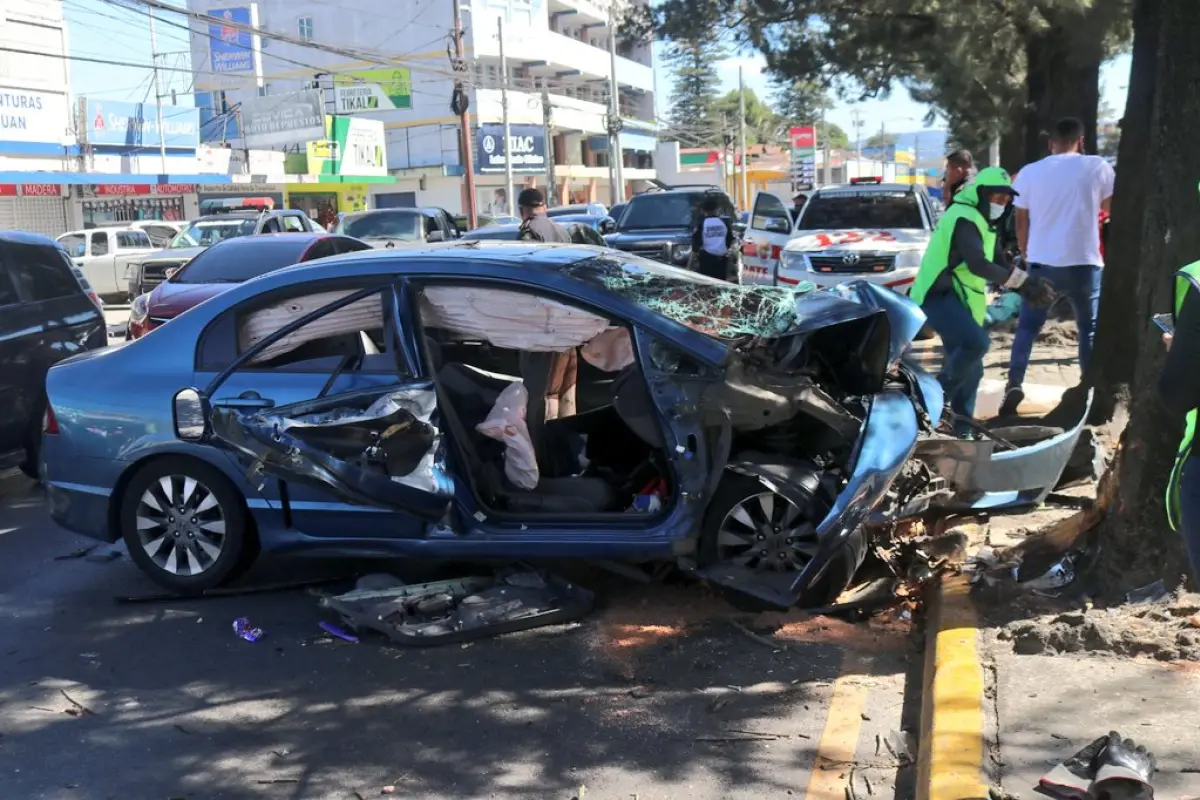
[{"left": 41, "top": 245, "right": 933, "bottom": 605}]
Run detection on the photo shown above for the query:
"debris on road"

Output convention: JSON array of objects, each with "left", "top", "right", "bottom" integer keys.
[
  {"left": 232, "top": 617, "right": 264, "bottom": 642},
  {"left": 319, "top": 568, "right": 594, "bottom": 647},
  {"left": 318, "top": 621, "right": 359, "bottom": 643},
  {"left": 53, "top": 545, "right": 97, "bottom": 561}
]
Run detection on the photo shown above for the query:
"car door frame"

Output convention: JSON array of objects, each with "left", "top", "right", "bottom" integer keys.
[
  {"left": 743, "top": 190, "right": 794, "bottom": 286},
  {"left": 195, "top": 278, "right": 453, "bottom": 536}
]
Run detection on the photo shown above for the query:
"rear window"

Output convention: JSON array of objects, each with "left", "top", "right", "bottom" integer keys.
[
  {"left": 797, "top": 191, "right": 925, "bottom": 230},
  {"left": 6, "top": 243, "right": 83, "bottom": 302},
  {"left": 171, "top": 239, "right": 311, "bottom": 284},
  {"left": 172, "top": 218, "right": 258, "bottom": 248},
  {"left": 338, "top": 211, "right": 423, "bottom": 241},
  {"left": 618, "top": 192, "right": 733, "bottom": 230},
  {"left": 117, "top": 231, "right": 153, "bottom": 249}
]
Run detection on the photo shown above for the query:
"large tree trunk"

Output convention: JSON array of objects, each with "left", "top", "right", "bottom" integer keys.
[
  {"left": 1021, "top": 16, "right": 1105, "bottom": 164},
  {"left": 1086, "top": 0, "right": 1161, "bottom": 424},
  {"left": 1093, "top": 0, "right": 1200, "bottom": 591}
]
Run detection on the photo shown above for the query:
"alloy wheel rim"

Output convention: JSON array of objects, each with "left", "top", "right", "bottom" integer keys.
[
  {"left": 716, "top": 491, "right": 820, "bottom": 572},
  {"left": 135, "top": 475, "right": 227, "bottom": 576}
]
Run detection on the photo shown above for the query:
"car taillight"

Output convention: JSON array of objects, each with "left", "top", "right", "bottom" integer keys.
[
  {"left": 44, "top": 405, "right": 60, "bottom": 435},
  {"left": 87, "top": 291, "right": 104, "bottom": 312}
]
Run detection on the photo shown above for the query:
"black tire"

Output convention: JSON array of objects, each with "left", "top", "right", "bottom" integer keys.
[
  {"left": 18, "top": 401, "right": 44, "bottom": 481},
  {"left": 699, "top": 470, "right": 851, "bottom": 610},
  {"left": 120, "top": 457, "right": 258, "bottom": 594}
]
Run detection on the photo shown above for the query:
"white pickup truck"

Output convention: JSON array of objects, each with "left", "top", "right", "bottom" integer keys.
[
  {"left": 741, "top": 179, "right": 939, "bottom": 294},
  {"left": 56, "top": 228, "right": 160, "bottom": 302}
]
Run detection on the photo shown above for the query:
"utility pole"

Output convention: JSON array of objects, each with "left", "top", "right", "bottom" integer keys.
[
  {"left": 498, "top": 16, "right": 515, "bottom": 216},
  {"left": 989, "top": 135, "right": 1001, "bottom": 167},
  {"left": 542, "top": 88, "right": 556, "bottom": 204},
  {"left": 147, "top": 5, "right": 168, "bottom": 174},
  {"left": 452, "top": 0, "right": 477, "bottom": 229},
  {"left": 737, "top": 66, "right": 748, "bottom": 210},
  {"left": 820, "top": 106, "right": 831, "bottom": 186},
  {"left": 878, "top": 121, "right": 887, "bottom": 175},
  {"left": 606, "top": 6, "right": 624, "bottom": 205}
]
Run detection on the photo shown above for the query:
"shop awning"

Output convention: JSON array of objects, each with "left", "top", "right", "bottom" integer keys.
[{"left": 0, "top": 172, "right": 236, "bottom": 185}]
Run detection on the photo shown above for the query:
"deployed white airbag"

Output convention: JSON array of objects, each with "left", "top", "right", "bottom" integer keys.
[
  {"left": 421, "top": 286, "right": 609, "bottom": 351},
  {"left": 475, "top": 381, "right": 539, "bottom": 490}
]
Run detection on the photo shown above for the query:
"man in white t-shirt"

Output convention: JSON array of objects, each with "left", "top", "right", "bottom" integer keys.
[{"left": 1000, "top": 117, "right": 1115, "bottom": 417}]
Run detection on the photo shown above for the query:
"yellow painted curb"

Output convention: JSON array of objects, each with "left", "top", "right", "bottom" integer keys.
[{"left": 916, "top": 574, "right": 989, "bottom": 800}]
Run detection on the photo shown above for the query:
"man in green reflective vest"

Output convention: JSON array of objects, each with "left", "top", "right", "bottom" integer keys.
[
  {"left": 1159, "top": 260, "right": 1200, "bottom": 582},
  {"left": 910, "top": 166, "right": 1056, "bottom": 424}
]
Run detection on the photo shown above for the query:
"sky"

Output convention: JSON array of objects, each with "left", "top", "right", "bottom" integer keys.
[{"left": 65, "top": 0, "right": 1133, "bottom": 141}]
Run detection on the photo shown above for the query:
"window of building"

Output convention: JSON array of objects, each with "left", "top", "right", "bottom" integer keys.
[{"left": 298, "top": 16, "right": 314, "bottom": 41}]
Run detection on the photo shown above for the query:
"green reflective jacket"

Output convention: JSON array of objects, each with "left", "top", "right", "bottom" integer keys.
[{"left": 1166, "top": 261, "right": 1200, "bottom": 529}]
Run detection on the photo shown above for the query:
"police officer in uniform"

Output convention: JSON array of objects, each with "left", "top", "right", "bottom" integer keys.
[
  {"left": 691, "top": 196, "right": 735, "bottom": 280},
  {"left": 516, "top": 188, "right": 572, "bottom": 243}
]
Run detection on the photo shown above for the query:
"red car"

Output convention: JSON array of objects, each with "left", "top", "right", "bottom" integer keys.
[{"left": 128, "top": 233, "right": 371, "bottom": 339}]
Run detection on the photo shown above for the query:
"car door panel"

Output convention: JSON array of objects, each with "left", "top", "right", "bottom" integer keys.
[
  {"left": 199, "top": 283, "right": 451, "bottom": 539},
  {"left": 743, "top": 191, "right": 793, "bottom": 285}
]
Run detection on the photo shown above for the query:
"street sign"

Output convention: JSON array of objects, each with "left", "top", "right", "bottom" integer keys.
[{"left": 789, "top": 125, "right": 818, "bottom": 193}]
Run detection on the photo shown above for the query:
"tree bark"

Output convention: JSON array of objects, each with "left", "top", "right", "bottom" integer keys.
[
  {"left": 1021, "top": 17, "right": 1105, "bottom": 164},
  {"left": 1093, "top": 0, "right": 1200, "bottom": 592},
  {"left": 1086, "top": 0, "right": 1160, "bottom": 423}
]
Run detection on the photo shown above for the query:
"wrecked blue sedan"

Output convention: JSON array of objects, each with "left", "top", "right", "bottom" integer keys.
[{"left": 40, "top": 242, "right": 1090, "bottom": 607}]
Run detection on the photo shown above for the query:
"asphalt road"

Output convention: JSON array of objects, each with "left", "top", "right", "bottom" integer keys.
[{"left": 0, "top": 474, "right": 918, "bottom": 799}]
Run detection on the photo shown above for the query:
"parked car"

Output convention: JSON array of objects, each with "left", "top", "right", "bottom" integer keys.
[
  {"left": 547, "top": 203, "right": 607, "bottom": 218},
  {"left": 604, "top": 187, "right": 737, "bottom": 267},
  {"left": 548, "top": 213, "right": 618, "bottom": 236},
  {"left": 126, "top": 233, "right": 371, "bottom": 340},
  {"left": 90, "top": 219, "right": 184, "bottom": 248},
  {"left": 334, "top": 208, "right": 461, "bottom": 248},
  {"left": 743, "top": 179, "right": 938, "bottom": 292},
  {"left": 57, "top": 227, "right": 158, "bottom": 302},
  {"left": 0, "top": 232, "right": 106, "bottom": 478},
  {"left": 124, "top": 207, "right": 320, "bottom": 301},
  {"left": 459, "top": 221, "right": 607, "bottom": 246},
  {"left": 607, "top": 202, "right": 627, "bottom": 226},
  {"left": 42, "top": 245, "right": 1090, "bottom": 604},
  {"left": 453, "top": 213, "right": 520, "bottom": 231}
]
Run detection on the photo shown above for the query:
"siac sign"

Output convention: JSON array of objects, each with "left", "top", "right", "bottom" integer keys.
[{"left": 475, "top": 124, "right": 547, "bottom": 174}]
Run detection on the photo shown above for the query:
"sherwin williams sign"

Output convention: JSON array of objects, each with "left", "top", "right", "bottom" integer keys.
[
  {"left": 475, "top": 124, "right": 546, "bottom": 174},
  {"left": 207, "top": 7, "right": 254, "bottom": 73},
  {"left": 333, "top": 69, "right": 412, "bottom": 113},
  {"left": 84, "top": 99, "right": 200, "bottom": 149}
]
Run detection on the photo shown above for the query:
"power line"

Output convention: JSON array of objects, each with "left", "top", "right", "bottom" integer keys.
[{"left": 0, "top": 45, "right": 197, "bottom": 74}]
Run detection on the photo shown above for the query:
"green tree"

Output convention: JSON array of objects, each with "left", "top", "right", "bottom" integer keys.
[
  {"left": 817, "top": 122, "right": 850, "bottom": 151},
  {"left": 661, "top": 33, "right": 727, "bottom": 142},
  {"left": 864, "top": 131, "right": 898, "bottom": 149},
  {"left": 711, "top": 87, "right": 781, "bottom": 145}
]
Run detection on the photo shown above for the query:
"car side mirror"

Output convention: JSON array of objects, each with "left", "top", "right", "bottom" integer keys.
[
  {"left": 764, "top": 218, "right": 790, "bottom": 234},
  {"left": 173, "top": 388, "right": 209, "bottom": 440},
  {"left": 426, "top": 230, "right": 446, "bottom": 243}
]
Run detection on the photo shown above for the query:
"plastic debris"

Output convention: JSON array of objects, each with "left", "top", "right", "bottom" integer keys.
[
  {"left": 232, "top": 617, "right": 264, "bottom": 642},
  {"left": 318, "top": 621, "right": 359, "bottom": 643},
  {"left": 1018, "top": 552, "right": 1078, "bottom": 593},
  {"left": 985, "top": 291, "right": 1022, "bottom": 327},
  {"left": 1125, "top": 579, "right": 1170, "bottom": 605}
]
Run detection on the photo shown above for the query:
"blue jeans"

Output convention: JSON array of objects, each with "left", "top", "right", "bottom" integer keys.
[
  {"left": 1007, "top": 264, "right": 1102, "bottom": 389},
  {"left": 1178, "top": 456, "right": 1200, "bottom": 586},
  {"left": 922, "top": 290, "right": 991, "bottom": 420}
]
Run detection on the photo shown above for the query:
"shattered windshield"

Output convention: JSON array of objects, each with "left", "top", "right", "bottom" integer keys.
[{"left": 564, "top": 253, "right": 813, "bottom": 339}]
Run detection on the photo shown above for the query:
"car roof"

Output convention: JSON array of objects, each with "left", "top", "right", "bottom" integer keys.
[
  {"left": 1, "top": 230, "right": 63, "bottom": 247},
  {"left": 461, "top": 224, "right": 520, "bottom": 239},
  {"left": 203, "top": 232, "right": 333, "bottom": 254},
  {"left": 815, "top": 183, "right": 914, "bottom": 195},
  {"left": 58, "top": 228, "right": 145, "bottom": 237}
]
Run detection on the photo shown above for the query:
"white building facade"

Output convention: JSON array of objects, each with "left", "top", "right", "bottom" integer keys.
[{"left": 187, "top": 0, "right": 657, "bottom": 214}]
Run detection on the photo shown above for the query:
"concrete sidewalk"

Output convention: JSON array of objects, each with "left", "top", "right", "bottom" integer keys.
[{"left": 986, "top": 645, "right": 1200, "bottom": 798}]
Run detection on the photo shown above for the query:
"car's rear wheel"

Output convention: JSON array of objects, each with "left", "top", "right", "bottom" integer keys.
[
  {"left": 700, "top": 470, "right": 852, "bottom": 610},
  {"left": 120, "top": 457, "right": 256, "bottom": 594}
]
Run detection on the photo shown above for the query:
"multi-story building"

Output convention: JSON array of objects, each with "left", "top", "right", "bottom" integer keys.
[{"left": 188, "top": 0, "right": 658, "bottom": 215}]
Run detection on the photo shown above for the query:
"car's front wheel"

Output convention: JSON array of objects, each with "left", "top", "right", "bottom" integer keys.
[
  {"left": 120, "top": 457, "right": 257, "bottom": 594},
  {"left": 700, "top": 469, "right": 855, "bottom": 609}
]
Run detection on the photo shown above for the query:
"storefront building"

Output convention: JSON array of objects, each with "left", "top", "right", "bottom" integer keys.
[{"left": 72, "top": 182, "right": 199, "bottom": 227}]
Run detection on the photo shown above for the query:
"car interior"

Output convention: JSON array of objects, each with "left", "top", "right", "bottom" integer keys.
[
  {"left": 415, "top": 285, "right": 672, "bottom": 517},
  {"left": 223, "top": 283, "right": 674, "bottom": 518}
]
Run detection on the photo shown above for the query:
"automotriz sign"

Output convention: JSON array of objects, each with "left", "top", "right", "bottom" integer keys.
[{"left": 475, "top": 124, "right": 546, "bottom": 174}]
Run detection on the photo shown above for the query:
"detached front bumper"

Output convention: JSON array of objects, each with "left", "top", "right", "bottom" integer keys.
[{"left": 697, "top": 391, "right": 919, "bottom": 608}]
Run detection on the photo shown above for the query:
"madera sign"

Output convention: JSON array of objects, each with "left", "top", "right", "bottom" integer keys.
[{"left": 475, "top": 124, "right": 546, "bottom": 174}]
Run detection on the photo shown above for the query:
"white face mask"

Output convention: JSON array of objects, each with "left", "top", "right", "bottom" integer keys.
[{"left": 988, "top": 202, "right": 1008, "bottom": 221}]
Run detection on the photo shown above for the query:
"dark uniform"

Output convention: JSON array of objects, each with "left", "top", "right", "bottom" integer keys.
[{"left": 518, "top": 213, "right": 572, "bottom": 243}]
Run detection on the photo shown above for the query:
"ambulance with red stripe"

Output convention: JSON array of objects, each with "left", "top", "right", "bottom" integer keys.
[{"left": 741, "top": 178, "right": 938, "bottom": 294}]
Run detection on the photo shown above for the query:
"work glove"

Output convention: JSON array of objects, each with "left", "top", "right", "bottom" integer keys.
[
  {"left": 1090, "top": 731, "right": 1155, "bottom": 800},
  {"left": 1038, "top": 735, "right": 1109, "bottom": 800},
  {"left": 1014, "top": 272, "right": 1057, "bottom": 309}
]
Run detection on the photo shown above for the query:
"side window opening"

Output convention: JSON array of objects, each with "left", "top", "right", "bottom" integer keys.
[
  {"left": 198, "top": 285, "right": 397, "bottom": 374},
  {"left": 90, "top": 232, "right": 109, "bottom": 256},
  {"left": 7, "top": 243, "right": 83, "bottom": 302},
  {"left": 282, "top": 215, "right": 305, "bottom": 232},
  {"left": 261, "top": 218, "right": 282, "bottom": 233}
]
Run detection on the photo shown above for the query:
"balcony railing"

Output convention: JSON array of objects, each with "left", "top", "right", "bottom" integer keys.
[{"left": 471, "top": 27, "right": 653, "bottom": 94}]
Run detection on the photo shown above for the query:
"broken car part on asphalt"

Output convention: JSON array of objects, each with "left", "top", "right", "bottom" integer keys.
[{"left": 319, "top": 568, "right": 593, "bottom": 646}]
